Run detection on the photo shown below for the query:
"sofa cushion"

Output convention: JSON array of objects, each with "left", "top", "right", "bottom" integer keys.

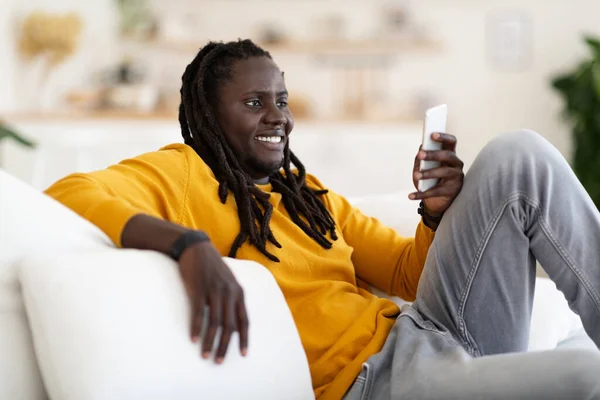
[
  {"left": 349, "top": 191, "right": 419, "bottom": 237},
  {"left": 18, "top": 251, "right": 314, "bottom": 400},
  {"left": 0, "top": 169, "right": 111, "bottom": 400},
  {"left": 528, "top": 278, "right": 596, "bottom": 351}
]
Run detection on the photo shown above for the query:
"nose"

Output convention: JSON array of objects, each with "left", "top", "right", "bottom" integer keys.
[{"left": 263, "top": 103, "right": 286, "bottom": 127}]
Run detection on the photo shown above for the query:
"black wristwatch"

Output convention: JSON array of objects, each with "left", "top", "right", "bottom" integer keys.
[
  {"left": 417, "top": 201, "right": 443, "bottom": 224},
  {"left": 168, "top": 230, "right": 210, "bottom": 261}
]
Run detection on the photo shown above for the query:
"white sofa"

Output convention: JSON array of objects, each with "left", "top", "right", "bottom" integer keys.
[{"left": 0, "top": 168, "right": 596, "bottom": 400}]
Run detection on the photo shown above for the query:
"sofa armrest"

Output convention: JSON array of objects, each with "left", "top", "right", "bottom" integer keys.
[{"left": 19, "top": 250, "right": 314, "bottom": 400}]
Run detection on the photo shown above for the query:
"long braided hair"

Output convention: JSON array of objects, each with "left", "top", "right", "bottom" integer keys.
[{"left": 178, "top": 39, "right": 337, "bottom": 262}]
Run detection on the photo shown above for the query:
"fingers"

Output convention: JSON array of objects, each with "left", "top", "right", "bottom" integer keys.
[
  {"left": 237, "top": 294, "right": 249, "bottom": 356},
  {"left": 415, "top": 166, "right": 462, "bottom": 181},
  {"left": 409, "top": 184, "right": 455, "bottom": 200},
  {"left": 417, "top": 149, "right": 464, "bottom": 168},
  {"left": 198, "top": 283, "right": 248, "bottom": 364},
  {"left": 409, "top": 174, "right": 463, "bottom": 200},
  {"left": 191, "top": 294, "right": 206, "bottom": 343},
  {"left": 410, "top": 166, "right": 464, "bottom": 200},
  {"left": 214, "top": 294, "right": 236, "bottom": 364},
  {"left": 413, "top": 149, "right": 421, "bottom": 172},
  {"left": 202, "top": 292, "right": 222, "bottom": 359},
  {"left": 183, "top": 248, "right": 249, "bottom": 364},
  {"left": 413, "top": 144, "right": 423, "bottom": 167},
  {"left": 410, "top": 133, "right": 464, "bottom": 211},
  {"left": 431, "top": 132, "right": 457, "bottom": 151}
]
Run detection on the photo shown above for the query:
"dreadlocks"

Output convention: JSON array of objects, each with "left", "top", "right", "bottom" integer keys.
[{"left": 178, "top": 39, "right": 338, "bottom": 262}]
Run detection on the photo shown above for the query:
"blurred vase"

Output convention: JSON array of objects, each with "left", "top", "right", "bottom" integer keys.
[
  {"left": 380, "top": 0, "right": 412, "bottom": 39},
  {"left": 106, "top": 84, "right": 159, "bottom": 112},
  {"left": 18, "top": 55, "right": 56, "bottom": 112}
]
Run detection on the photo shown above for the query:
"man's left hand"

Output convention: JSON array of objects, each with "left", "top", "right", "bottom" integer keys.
[{"left": 409, "top": 132, "right": 464, "bottom": 217}]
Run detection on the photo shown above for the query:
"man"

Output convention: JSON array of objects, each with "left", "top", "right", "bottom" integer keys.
[{"left": 47, "top": 39, "right": 600, "bottom": 399}]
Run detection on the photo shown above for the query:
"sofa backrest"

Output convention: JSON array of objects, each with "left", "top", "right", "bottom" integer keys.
[
  {"left": 0, "top": 169, "right": 112, "bottom": 400},
  {"left": 349, "top": 192, "right": 421, "bottom": 237}
]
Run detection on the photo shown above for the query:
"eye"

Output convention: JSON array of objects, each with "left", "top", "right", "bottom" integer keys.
[
  {"left": 277, "top": 100, "right": 288, "bottom": 108},
  {"left": 245, "top": 99, "right": 261, "bottom": 107}
]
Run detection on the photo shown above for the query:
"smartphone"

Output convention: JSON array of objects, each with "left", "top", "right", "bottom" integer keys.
[{"left": 418, "top": 104, "right": 448, "bottom": 192}]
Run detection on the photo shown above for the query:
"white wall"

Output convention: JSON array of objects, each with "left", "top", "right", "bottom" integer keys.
[
  {"left": 406, "top": 0, "right": 600, "bottom": 167},
  {"left": 1, "top": 0, "right": 599, "bottom": 168}
]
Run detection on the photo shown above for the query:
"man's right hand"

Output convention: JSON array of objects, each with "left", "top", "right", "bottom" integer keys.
[{"left": 178, "top": 241, "right": 249, "bottom": 364}]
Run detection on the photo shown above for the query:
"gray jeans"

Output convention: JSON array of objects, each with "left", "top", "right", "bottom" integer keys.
[{"left": 344, "top": 130, "right": 600, "bottom": 400}]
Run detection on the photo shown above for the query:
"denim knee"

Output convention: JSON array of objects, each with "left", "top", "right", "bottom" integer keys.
[
  {"left": 481, "top": 129, "right": 551, "bottom": 164},
  {"left": 561, "top": 350, "right": 600, "bottom": 397},
  {"left": 473, "top": 129, "right": 565, "bottom": 183}
]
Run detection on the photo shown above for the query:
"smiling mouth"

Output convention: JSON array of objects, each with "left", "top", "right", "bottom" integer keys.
[{"left": 254, "top": 135, "right": 283, "bottom": 144}]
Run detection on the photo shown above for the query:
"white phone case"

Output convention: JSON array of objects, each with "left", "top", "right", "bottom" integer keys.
[{"left": 418, "top": 104, "right": 447, "bottom": 192}]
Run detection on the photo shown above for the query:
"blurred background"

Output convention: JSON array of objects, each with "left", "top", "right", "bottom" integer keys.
[{"left": 1, "top": 0, "right": 599, "bottom": 201}]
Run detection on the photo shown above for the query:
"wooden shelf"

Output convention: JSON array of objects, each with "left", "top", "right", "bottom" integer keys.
[
  {"left": 2, "top": 110, "right": 179, "bottom": 122},
  {"left": 2, "top": 110, "right": 421, "bottom": 125},
  {"left": 127, "top": 38, "right": 443, "bottom": 56},
  {"left": 265, "top": 39, "right": 443, "bottom": 55}
]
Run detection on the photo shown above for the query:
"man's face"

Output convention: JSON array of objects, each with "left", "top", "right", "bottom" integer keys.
[{"left": 216, "top": 56, "right": 294, "bottom": 180}]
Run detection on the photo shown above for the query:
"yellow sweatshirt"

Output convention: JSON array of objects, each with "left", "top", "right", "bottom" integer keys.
[{"left": 45, "top": 143, "right": 435, "bottom": 399}]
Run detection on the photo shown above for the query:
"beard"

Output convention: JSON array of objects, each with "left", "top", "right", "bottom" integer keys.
[{"left": 245, "top": 155, "right": 284, "bottom": 178}]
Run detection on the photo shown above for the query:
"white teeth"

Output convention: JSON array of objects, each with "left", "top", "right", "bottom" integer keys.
[{"left": 255, "top": 136, "right": 282, "bottom": 143}]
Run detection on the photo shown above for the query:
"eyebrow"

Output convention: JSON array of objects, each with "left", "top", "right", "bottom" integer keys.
[{"left": 242, "top": 90, "right": 288, "bottom": 97}]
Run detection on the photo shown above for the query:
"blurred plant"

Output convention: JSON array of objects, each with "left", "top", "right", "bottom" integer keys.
[
  {"left": 103, "top": 57, "right": 145, "bottom": 85},
  {"left": 0, "top": 122, "right": 35, "bottom": 148},
  {"left": 18, "top": 10, "right": 83, "bottom": 111},
  {"left": 0, "top": 121, "right": 36, "bottom": 167},
  {"left": 552, "top": 36, "right": 600, "bottom": 210},
  {"left": 115, "top": 0, "right": 156, "bottom": 39},
  {"left": 18, "top": 11, "right": 83, "bottom": 67}
]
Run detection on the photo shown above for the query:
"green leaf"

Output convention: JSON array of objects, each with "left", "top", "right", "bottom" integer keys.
[
  {"left": 593, "top": 62, "right": 600, "bottom": 100},
  {"left": 554, "top": 36, "right": 600, "bottom": 210},
  {"left": 585, "top": 36, "right": 600, "bottom": 60},
  {"left": 552, "top": 74, "right": 575, "bottom": 93},
  {"left": 0, "top": 123, "right": 36, "bottom": 148}
]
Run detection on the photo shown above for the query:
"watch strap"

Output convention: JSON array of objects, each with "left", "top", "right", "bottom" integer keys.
[
  {"left": 168, "top": 230, "right": 210, "bottom": 261},
  {"left": 417, "top": 201, "right": 443, "bottom": 223}
]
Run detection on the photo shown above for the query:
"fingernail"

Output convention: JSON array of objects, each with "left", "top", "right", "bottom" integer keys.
[
  {"left": 202, "top": 352, "right": 210, "bottom": 359},
  {"left": 241, "top": 348, "right": 248, "bottom": 357},
  {"left": 191, "top": 336, "right": 198, "bottom": 343},
  {"left": 415, "top": 172, "right": 423, "bottom": 180},
  {"left": 216, "top": 357, "right": 224, "bottom": 364},
  {"left": 409, "top": 193, "right": 416, "bottom": 200},
  {"left": 433, "top": 132, "right": 441, "bottom": 139},
  {"left": 419, "top": 151, "right": 427, "bottom": 159}
]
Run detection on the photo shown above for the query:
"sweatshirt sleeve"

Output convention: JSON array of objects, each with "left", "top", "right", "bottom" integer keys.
[
  {"left": 44, "top": 145, "right": 191, "bottom": 247},
  {"left": 341, "top": 207, "right": 435, "bottom": 301},
  {"left": 312, "top": 175, "right": 435, "bottom": 301}
]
